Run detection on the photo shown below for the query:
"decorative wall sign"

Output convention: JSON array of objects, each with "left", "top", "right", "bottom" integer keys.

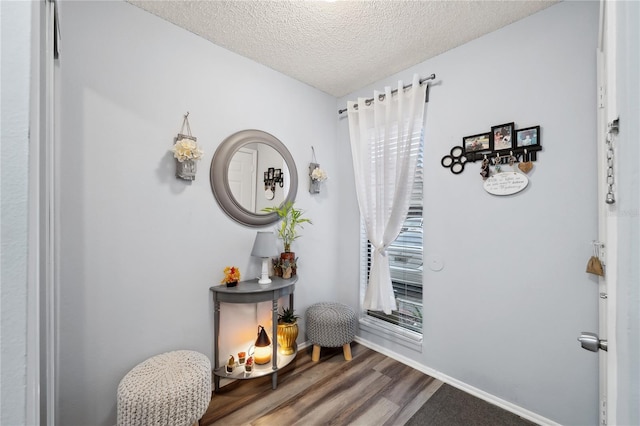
[{"left": 483, "top": 172, "right": 528, "bottom": 196}]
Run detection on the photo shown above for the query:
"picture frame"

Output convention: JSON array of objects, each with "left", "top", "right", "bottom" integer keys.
[
  {"left": 515, "top": 126, "right": 540, "bottom": 148},
  {"left": 462, "top": 132, "right": 492, "bottom": 155},
  {"left": 491, "top": 122, "right": 515, "bottom": 152}
]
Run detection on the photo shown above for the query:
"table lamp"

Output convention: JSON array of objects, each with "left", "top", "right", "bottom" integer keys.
[
  {"left": 251, "top": 231, "right": 278, "bottom": 285},
  {"left": 254, "top": 325, "right": 272, "bottom": 365}
]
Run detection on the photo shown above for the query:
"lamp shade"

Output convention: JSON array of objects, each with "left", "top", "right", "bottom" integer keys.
[
  {"left": 254, "top": 325, "right": 272, "bottom": 365},
  {"left": 255, "top": 325, "right": 271, "bottom": 347},
  {"left": 251, "top": 232, "right": 278, "bottom": 258}
]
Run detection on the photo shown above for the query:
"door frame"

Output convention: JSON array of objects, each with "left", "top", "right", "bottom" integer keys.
[{"left": 596, "top": 1, "right": 618, "bottom": 424}]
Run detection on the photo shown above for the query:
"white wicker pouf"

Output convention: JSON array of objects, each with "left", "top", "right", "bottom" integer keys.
[
  {"left": 117, "top": 350, "right": 211, "bottom": 426},
  {"left": 306, "top": 302, "right": 357, "bottom": 362}
]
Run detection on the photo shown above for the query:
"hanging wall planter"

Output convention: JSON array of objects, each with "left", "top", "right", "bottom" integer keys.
[
  {"left": 309, "top": 146, "right": 328, "bottom": 194},
  {"left": 171, "top": 112, "right": 203, "bottom": 181}
]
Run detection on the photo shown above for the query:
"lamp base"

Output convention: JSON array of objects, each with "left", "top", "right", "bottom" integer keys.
[
  {"left": 258, "top": 276, "right": 272, "bottom": 285},
  {"left": 258, "top": 258, "right": 271, "bottom": 285}
]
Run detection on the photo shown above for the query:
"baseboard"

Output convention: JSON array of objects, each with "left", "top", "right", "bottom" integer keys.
[
  {"left": 297, "top": 340, "right": 311, "bottom": 351},
  {"left": 354, "top": 336, "right": 560, "bottom": 426}
]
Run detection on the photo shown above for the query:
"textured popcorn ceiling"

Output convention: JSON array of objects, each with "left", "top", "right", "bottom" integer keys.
[{"left": 127, "top": 0, "right": 557, "bottom": 97}]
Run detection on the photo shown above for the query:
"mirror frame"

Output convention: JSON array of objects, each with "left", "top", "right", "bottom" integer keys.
[{"left": 210, "top": 129, "right": 298, "bottom": 227}]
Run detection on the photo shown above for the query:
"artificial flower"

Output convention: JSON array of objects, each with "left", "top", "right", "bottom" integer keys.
[
  {"left": 221, "top": 266, "right": 241, "bottom": 284},
  {"left": 171, "top": 138, "right": 204, "bottom": 162},
  {"left": 310, "top": 167, "right": 328, "bottom": 182}
]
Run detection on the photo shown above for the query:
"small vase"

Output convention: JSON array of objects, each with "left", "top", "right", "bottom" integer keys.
[
  {"left": 226, "top": 281, "right": 238, "bottom": 288},
  {"left": 226, "top": 365, "right": 233, "bottom": 374}
]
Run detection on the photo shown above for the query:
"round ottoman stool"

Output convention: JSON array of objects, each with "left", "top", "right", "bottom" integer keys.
[
  {"left": 117, "top": 350, "right": 211, "bottom": 426},
  {"left": 306, "top": 302, "right": 357, "bottom": 362}
]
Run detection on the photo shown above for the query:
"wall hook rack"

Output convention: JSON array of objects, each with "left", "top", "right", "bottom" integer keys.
[{"left": 441, "top": 123, "right": 542, "bottom": 174}]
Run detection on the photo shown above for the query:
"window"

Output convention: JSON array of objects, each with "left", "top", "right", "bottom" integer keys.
[{"left": 361, "top": 141, "right": 424, "bottom": 336}]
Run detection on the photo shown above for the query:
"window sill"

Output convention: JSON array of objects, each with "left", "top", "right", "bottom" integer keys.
[{"left": 358, "top": 316, "right": 423, "bottom": 352}]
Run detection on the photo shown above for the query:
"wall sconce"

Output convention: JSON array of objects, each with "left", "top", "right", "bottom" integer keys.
[
  {"left": 264, "top": 167, "right": 284, "bottom": 199},
  {"left": 253, "top": 325, "right": 272, "bottom": 365},
  {"left": 251, "top": 231, "right": 278, "bottom": 285},
  {"left": 171, "top": 113, "right": 204, "bottom": 181},
  {"left": 309, "top": 163, "right": 328, "bottom": 194},
  {"left": 309, "top": 147, "right": 328, "bottom": 194}
]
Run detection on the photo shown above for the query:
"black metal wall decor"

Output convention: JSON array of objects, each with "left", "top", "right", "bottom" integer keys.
[
  {"left": 264, "top": 167, "right": 284, "bottom": 200},
  {"left": 440, "top": 146, "right": 467, "bottom": 174},
  {"left": 441, "top": 123, "right": 542, "bottom": 175}
]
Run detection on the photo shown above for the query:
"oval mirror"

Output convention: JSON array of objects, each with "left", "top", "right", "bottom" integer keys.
[{"left": 210, "top": 129, "right": 298, "bottom": 227}]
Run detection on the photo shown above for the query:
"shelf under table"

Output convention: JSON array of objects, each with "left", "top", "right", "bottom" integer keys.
[{"left": 213, "top": 345, "right": 297, "bottom": 381}]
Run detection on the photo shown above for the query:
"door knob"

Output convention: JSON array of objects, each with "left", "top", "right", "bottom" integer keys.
[{"left": 578, "top": 332, "right": 608, "bottom": 352}]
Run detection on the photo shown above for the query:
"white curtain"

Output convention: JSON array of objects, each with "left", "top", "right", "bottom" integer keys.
[{"left": 347, "top": 74, "right": 427, "bottom": 315}]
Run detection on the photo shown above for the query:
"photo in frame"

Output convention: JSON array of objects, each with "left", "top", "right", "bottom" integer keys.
[
  {"left": 462, "top": 132, "right": 492, "bottom": 155},
  {"left": 491, "top": 122, "right": 515, "bottom": 151},
  {"left": 515, "top": 126, "right": 540, "bottom": 148}
]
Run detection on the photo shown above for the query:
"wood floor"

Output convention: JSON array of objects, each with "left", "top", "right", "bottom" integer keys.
[{"left": 200, "top": 343, "right": 444, "bottom": 426}]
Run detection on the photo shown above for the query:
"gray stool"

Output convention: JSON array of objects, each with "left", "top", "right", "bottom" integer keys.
[{"left": 306, "top": 302, "right": 357, "bottom": 362}]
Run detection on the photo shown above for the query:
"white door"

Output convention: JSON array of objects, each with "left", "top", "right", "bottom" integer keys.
[{"left": 228, "top": 147, "right": 258, "bottom": 212}]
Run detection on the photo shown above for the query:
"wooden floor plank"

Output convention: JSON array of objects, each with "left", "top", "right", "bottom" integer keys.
[
  {"left": 290, "top": 370, "right": 390, "bottom": 425},
  {"left": 349, "top": 396, "right": 400, "bottom": 426},
  {"left": 201, "top": 343, "right": 441, "bottom": 426}
]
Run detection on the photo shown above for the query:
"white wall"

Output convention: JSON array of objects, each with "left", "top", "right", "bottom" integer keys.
[
  {"left": 57, "top": 2, "right": 339, "bottom": 425},
  {"left": 0, "top": 2, "right": 31, "bottom": 425},
  {"left": 337, "top": 2, "right": 600, "bottom": 425}
]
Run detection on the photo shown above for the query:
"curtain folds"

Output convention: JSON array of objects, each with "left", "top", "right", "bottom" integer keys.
[{"left": 347, "top": 74, "right": 427, "bottom": 314}]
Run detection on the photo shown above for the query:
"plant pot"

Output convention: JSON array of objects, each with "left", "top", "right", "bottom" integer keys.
[
  {"left": 226, "top": 281, "right": 237, "bottom": 288},
  {"left": 277, "top": 321, "right": 298, "bottom": 355}
]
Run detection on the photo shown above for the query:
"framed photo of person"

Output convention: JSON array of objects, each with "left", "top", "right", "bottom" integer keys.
[
  {"left": 491, "top": 122, "right": 515, "bottom": 152},
  {"left": 515, "top": 126, "right": 540, "bottom": 148},
  {"left": 462, "top": 132, "right": 492, "bottom": 155}
]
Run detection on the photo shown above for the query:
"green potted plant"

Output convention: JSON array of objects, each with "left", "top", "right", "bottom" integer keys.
[
  {"left": 277, "top": 306, "right": 299, "bottom": 355},
  {"left": 262, "top": 201, "right": 311, "bottom": 276}
]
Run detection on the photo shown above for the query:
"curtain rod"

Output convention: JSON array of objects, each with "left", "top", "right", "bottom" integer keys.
[{"left": 337, "top": 73, "right": 436, "bottom": 115}]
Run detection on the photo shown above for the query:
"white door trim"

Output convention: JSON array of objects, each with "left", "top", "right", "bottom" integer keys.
[
  {"left": 596, "top": 1, "right": 618, "bottom": 424},
  {"left": 27, "top": 0, "right": 58, "bottom": 424}
]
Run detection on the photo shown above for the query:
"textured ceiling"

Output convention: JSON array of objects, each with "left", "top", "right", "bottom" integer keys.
[{"left": 127, "top": 0, "right": 558, "bottom": 97}]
